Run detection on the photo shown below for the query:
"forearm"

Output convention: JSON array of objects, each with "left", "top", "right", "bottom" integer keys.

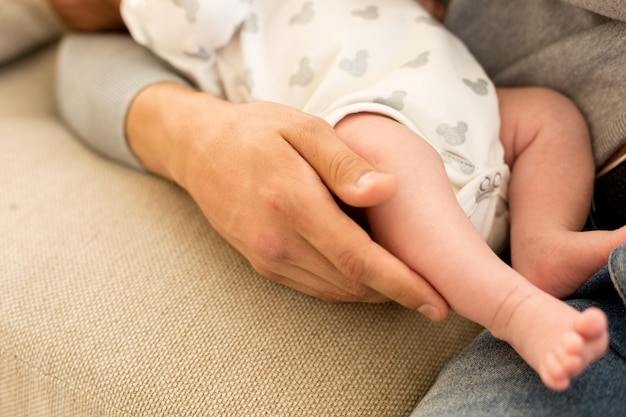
[{"left": 55, "top": 33, "right": 191, "bottom": 170}]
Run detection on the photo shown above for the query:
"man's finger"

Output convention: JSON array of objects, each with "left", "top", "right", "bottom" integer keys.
[
  {"left": 282, "top": 114, "right": 398, "bottom": 208},
  {"left": 295, "top": 191, "right": 449, "bottom": 319},
  {"left": 264, "top": 267, "right": 388, "bottom": 304},
  {"left": 246, "top": 231, "right": 389, "bottom": 303}
]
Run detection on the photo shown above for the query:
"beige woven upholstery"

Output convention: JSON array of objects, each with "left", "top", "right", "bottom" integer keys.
[{"left": 0, "top": 45, "right": 481, "bottom": 416}]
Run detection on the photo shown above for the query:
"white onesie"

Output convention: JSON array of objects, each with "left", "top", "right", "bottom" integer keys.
[{"left": 121, "top": 0, "right": 511, "bottom": 252}]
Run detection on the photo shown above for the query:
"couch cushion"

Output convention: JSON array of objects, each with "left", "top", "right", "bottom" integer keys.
[{"left": 0, "top": 44, "right": 481, "bottom": 417}]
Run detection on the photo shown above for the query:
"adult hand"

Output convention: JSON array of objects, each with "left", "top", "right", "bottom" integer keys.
[
  {"left": 127, "top": 82, "right": 449, "bottom": 320},
  {"left": 48, "top": 0, "right": 125, "bottom": 31}
]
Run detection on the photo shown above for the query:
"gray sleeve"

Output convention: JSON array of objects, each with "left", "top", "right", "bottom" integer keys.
[
  {"left": 0, "top": 0, "right": 63, "bottom": 65},
  {"left": 55, "top": 33, "right": 192, "bottom": 170},
  {"left": 445, "top": 0, "right": 626, "bottom": 166}
]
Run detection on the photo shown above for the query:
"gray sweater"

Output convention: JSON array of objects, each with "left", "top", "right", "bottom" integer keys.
[
  {"left": 445, "top": 0, "right": 626, "bottom": 168},
  {"left": 56, "top": 0, "right": 626, "bottom": 169}
]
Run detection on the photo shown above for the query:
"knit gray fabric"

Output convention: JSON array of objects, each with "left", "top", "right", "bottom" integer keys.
[
  {"left": 0, "top": 0, "right": 63, "bottom": 65},
  {"left": 56, "top": 34, "right": 190, "bottom": 170},
  {"left": 445, "top": 0, "right": 626, "bottom": 167}
]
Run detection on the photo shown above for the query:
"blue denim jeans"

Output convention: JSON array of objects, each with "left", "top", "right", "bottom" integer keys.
[{"left": 411, "top": 243, "right": 626, "bottom": 417}]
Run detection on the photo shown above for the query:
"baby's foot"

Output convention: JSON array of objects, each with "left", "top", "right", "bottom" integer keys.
[
  {"left": 492, "top": 287, "right": 609, "bottom": 391},
  {"left": 538, "top": 307, "right": 609, "bottom": 391},
  {"left": 512, "top": 227, "right": 626, "bottom": 298}
]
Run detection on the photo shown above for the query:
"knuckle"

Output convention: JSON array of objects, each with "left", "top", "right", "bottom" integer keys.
[
  {"left": 335, "top": 249, "right": 370, "bottom": 296},
  {"left": 295, "top": 112, "right": 328, "bottom": 135},
  {"left": 346, "top": 284, "right": 369, "bottom": 299},
  {"left": 328, "top": 149, "right": 363, "bottom": 186},
  {"left": 258, "top": 181, "right": 313, "bottom": 230},
  {"left": 258, "top": 181, "right": 297, "bottom": 220},
  {"left": 337, "top": 249, "right": 367, "bottom": 280},
  {"left": 248, "top": 231, "right": 291, "bottom": 264},
  {"left": 265, "top": 189, "right": 292, "bottom": 217}
]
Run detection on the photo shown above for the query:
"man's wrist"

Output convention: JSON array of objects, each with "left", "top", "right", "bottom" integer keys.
[
  {"left": 126, "top": 83, "right": 188, "bottom": 183},
  {"left": 126, "top": 83, "right": 226, "bottom": 190}
]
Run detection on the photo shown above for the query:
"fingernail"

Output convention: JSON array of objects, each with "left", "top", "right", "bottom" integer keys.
[
  {"left": 418, "top": 305, "right": 442, "bottom": 322},
  {"left": 355, "top": 171, "right": 377, "bottom": 189}
]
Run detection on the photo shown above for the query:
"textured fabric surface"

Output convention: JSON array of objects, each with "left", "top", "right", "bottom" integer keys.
[{"left": 0, "top": 45, "right": 481, "bottom": 416}]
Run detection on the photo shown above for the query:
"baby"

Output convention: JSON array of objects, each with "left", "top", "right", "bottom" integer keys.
[{"left": 121, "top": 0, "right": 626, "bottom": 390}]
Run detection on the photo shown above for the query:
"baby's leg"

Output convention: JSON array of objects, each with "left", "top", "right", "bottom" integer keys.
[
  {"left": 334, "top": 112, "right": 608, "bottom": 391},
  {"left": 498, "top": 88, "right": 626, "bottom": 298}
]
